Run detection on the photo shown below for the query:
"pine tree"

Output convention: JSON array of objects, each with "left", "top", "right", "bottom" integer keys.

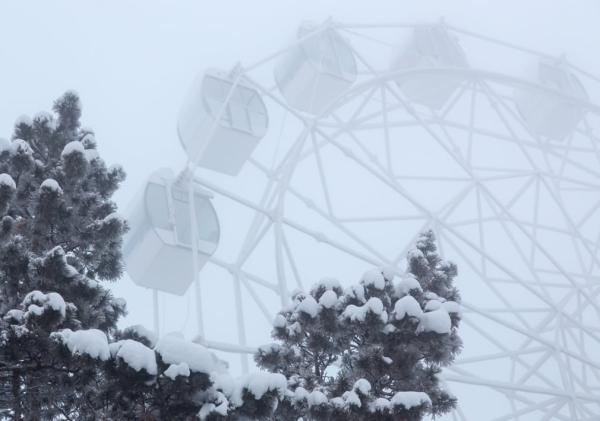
[
  {"left": 0, "top": 92, "right": 127, "bottom": 418},
  {"left": 256, "top": 230, "right": 462, "bottom": 420},
  {"left": 0, "top": 93, "right": 288, "bottom": 420}
]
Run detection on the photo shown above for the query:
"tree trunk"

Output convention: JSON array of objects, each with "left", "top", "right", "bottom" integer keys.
[
  {"left": 12, "top": 369, "right": 21, "bottom": 420},
  {"left": 26, "top": 376, "right": 41, "bottom": 421}
]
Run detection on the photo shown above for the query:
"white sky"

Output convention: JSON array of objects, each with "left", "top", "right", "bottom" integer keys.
[{"left": 1, "top": 1, "right": 598, "bottom": 201}]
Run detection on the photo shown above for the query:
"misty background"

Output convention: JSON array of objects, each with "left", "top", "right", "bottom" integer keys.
[{"left": 1, "top": 1, "right": 599, "bottom": 419}]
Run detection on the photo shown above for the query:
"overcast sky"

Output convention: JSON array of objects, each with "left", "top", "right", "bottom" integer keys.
[{"left": 1, "top": 1, "right": 598, "bottom": 204}]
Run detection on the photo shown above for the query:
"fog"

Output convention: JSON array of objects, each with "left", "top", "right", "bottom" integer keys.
[{"left": 1, "top": 1, "right": 599, "bottom": 419}]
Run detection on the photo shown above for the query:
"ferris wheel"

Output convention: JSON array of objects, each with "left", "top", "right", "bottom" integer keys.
[{"left": 123, "top": 19, "right": 600, "bottom": 420}]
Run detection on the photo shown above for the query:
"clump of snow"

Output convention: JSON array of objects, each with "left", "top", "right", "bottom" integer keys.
[
  {"left": 199, "top": 392, "right": 229, "bottom": 419},
  {"left": 307, "top": 390, "right": 328, "bottom": 407},
  {"left": 382, "top": 356, "right": 393, "bottom": 364},
  {"left": 61, "top": 141, "right": 85, "bottom": 158},
  {"left": 424, "top": 291, "right": 443, "bottom": 301},
  {"left": 313, "top": 278, "right": 341, "bottom": 291},
  {"left": 382, "top": 324, "right": 397, "bottom": 334},
  {"left": 40, "top": 178, "right": 62, "bottom": 193},
  {"left": 23, "top": 290, "right": 66, "bottom": 318},
  {"left": 417, "top": 308, "right": 452, "bottom": 334},
  {"left": 297, "top": 295, "right": 319, "bottom": 317},
  {"left": 345, "top": 284, "right": 366, "bottom": 302},
  {"left": 390, "top": 391, "right": 431, "bottom": 409},
  {"left": 227, "top": 372, "right": 287, "bottom": 408},
  {"left": 4, "top": 309, "right": 24, "bottom": 323},
  {"left": 52, "top": 329, "right": 110, "bottom": 360},
  {"left": 381, "top": 266, "right": 396, "bottom": 281},
  {"left": 0, "top": 174, "right": 16, "bottom": 190},
  {"left": 353, "top": 378, "right": 371, "bottom": 395},
  {"left": 407, "top": 248, "right": 425, "bottom": 261},
  {"left": 10, "top": 139, "right": 33, "bottom": 156},
  {"left": 330, "top": 396, "right": 345, "bottom": 408},
  {"left": 318, "top": 290, "right": 338, "bottom": 309},
  {"left": 342, "top": 390, "right": 361, "bottom": 407},
  {"left": 272, "top": 314, "right": 286, "bottom": 328},
  {"left": 110, "top": 339, "right": 157, "bottom": 375},
  {"left": 154, "top": 335, "right": 227, "bottom": 374},
  {"left": 424, "top": 300, "right": 442, "bottom": 311},
  {"left": 342, "top": 297, "right": 387, "bottom": 323},
  {"left": 443, "top": 301, "right": 461, "bottom": 314},
  {"left": 15, "top": 115, "right": 32, "bottom": 127},
  {"left": 125, "top": 324, "right": 157, "bottom": 347},
  {"left": 393, "top": 295, "right": 422, "bottom": 320},
  {"left": 164, "top": 362, "right": 190, "bottom": 379},
  {"left": 395, "top": 274, "right": 422, "bottom": 296},
  {"left": 293, "top": 387, "right": 309, "bottom": 401},
  {"left": 361, "top": 268, "right": 385, "bottom": 290},
  {"left": 370, "top": 397, "right": 391, "bottom": 412}
]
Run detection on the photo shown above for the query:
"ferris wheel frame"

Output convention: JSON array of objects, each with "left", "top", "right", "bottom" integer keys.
[{"left": 147, "top": 19, "right": 600, "bottom": 421}]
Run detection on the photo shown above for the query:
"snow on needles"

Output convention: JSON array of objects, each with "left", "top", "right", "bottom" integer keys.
[
  {"left": 394, "top": 295, "right": 422, "bottom": 320},
  {"left": 231, "top": 372, "right": 287, "bottom": 406},
  {"left": 318, "top": 290, "right": 338, "bottom": 309},
  {"left": 417, "top": 308, "right": 452, "bottom": 334},
  {"left": 390, "top": 391, "right": 432, "bottom": 409},
  {"left": 40, "top": 178, "right": 62, "bottom": 193},
  {"left": 164, "top": 362, "right": 190, "bottom": 380},
  {"left": 52, "top": 329, "right": 110, "bottom": 360},
  {"left": 61, "top": 141, "right": 85, "bottom": 157},
  {"left": 342, "top": 297, "right": 388, "bottom": 323},
  {"left": 23, "top": 290, "right": 67, "bottom": 318},
  {"left": 297, "top": 295, "right": 319, "bottom": 317},
  {"left": 0, "top": 173, "right": 16, "bottom": 190},
  {"left": 369, "top": 391, "right": 431, "bottom": 412},
  {"left": 361, "top": 268, "right": 386, "bottom": 290},
  {"left": 155, "top": 335, "right": 228, "bottom": 375},
  {"left": 110, "top": 339, "right": 157, "bottom": 375}
]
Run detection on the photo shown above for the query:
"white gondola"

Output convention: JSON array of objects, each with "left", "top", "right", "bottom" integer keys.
[
  {"left": 124, "top": 168, "right": 220, "bottom": 296},
  {"left": 516, "top": 60, "right": 588, "bottom": 141},
  {"left": 274, "top": 23, "right": 357, "bottom": 115},
  {"left": 177, "top": 69, "right": 268, "bottom": 176},
  {"left": 392, "top": 25, "right": 468, "bottom": 110}
]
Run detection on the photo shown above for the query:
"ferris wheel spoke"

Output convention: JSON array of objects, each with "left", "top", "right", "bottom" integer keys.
[
  {"left": 441, "top": 225, "right": 600, "bottom": 350},
  {"left": 286, "top": 186, "right": 394, "bottom": 265},
  {"left": 308, "top": 131, "right": 335, "bottom": 217},
  {"left": 240, "top": 274, "right": 274, "bottom": 324},
  {"left": 480, "top": 80, "right": 600, "bottom": 276},
  {"left": 279, "top": 228, "right": 305, "bottom": 291}
]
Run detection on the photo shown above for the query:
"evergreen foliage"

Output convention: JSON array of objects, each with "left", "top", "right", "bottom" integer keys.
[
  {"left": 0, "top": 93, "right": 285, "bottom": 420},
  {"left": 256, "top": 230, "right": 462, "bottom": 421}
]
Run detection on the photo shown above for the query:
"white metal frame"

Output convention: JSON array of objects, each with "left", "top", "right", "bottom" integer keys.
[{"left": 158, "top": 20, "right": 600, "bottom": 420}]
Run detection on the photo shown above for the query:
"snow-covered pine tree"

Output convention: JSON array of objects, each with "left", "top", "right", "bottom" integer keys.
[
  {"left": 94, "top": 331, "right": 287, "bottom": 420},
  {"left": 256, "top": 230, "right": 462, "bottom": 421},
  {"left": 0, "top": 92, "right": 128, "bottom": 418},
  {"left": 0, "top": 93, "right": 288, "bottom": 420}
]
